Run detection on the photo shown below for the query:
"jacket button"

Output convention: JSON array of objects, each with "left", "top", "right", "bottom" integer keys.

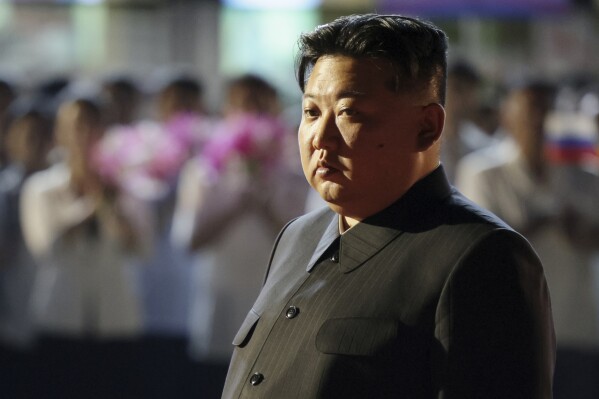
[
  {"left": 285, "top": 306, "right": 299, "bottom": 319},
  {"left": 250, "top": 372, "right": 264, "bottom": 386},
  {"left": 331, "top": 252, "right": 339, "bottom": 263}
]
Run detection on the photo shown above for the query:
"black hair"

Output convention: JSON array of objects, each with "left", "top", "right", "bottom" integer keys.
[
  {"left": 226, "top": 73, "right": 279, "bottom": 115},
  {"left": 448, "top": 61, "right": 481, "bottom": 84},
  {"left": 162, "top": 76, "right": 204, "bottom": 98},
  {"left": 158, "top": 75, "right": 204, "bottom": 118},
  {"left": 296, "top": 14, "right": 448, "bottom": 104}
]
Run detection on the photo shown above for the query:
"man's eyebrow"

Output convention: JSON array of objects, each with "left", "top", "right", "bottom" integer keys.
[
  {"left": 303, "top": 90, "right": 367, "bottom": 100},
  {"left": 338, "top": 90, "right": 366, "bottom": 98}
]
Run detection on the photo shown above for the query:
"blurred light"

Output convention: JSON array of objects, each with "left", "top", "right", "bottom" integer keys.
[
  {"left": 378, "top": 0, "right": 570, "bottom": 17},
  {"left": 223, "top": 0, "right": 321, "bottom": 10},
  {"left": 321, "top": 0, "right": 375, "bottom": 10},
  {"left": 220, "top": 8, "right": 319, "bottom": 99},
  {"left": 8, "top": 0, "right": 105, "bottom": 3},
  {"left": 0, "top": 3, "right": 12, "bottom": 28},
  {"left": 580, "top": 93, "right": 599, "bottom": 117}
]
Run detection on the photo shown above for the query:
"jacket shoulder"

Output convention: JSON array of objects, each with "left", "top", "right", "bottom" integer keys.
[
  {"left": 273, "top": 205, "right": 335, "bottom": 249},
  {"left": 261, "top": 205, "right": 334, "bottom": 281},
  {"left": 435, "top": 187, "right": 514, "bottom": 234}
]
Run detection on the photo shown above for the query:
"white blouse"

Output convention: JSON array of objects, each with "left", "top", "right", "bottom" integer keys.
[{"left": 20, "top": 163, "right": 147, "bottom": 338}]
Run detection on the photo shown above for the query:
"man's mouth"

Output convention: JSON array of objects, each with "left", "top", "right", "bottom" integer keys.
[{"left": 316, "top": 160, "right": 339, "bottom": 177}]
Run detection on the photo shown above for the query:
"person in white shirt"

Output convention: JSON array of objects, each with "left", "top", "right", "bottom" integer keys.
[
  {"left": 20, "top": 97, "right": 151, "bottom": 398},
  {"left": 171, "top": 74, "right": 308, "bottom": 388}
]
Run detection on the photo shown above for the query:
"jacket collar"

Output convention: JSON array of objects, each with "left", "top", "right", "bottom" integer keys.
[
  {"left": 307, "top": 165, "right": 452, "bottom": 273},
  {"left": 306, "top": 215, "right": 339, "bottom": 271}
]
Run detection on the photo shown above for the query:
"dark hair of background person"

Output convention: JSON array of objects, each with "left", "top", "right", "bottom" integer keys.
[
  {"left": 101, "top": 76, "right": 141, "bottom": 126},
  {"left": 295, "top": 13, "right": 448, "bottom": 105},
  {"left": 0, "top": 79, "right": 17, "bottom": 166},
  {"left": 448, "top": 61, "right": 481, "bottom": 85},
  {"left": 4, "top": 108, "right": 54, "bottom": 174},
  {"left": 157, "top": 75, "right": 204, "bottom": 121},
  {"left": 32, "top": 76, "right": 71, "bottom": 119},
  {"left": 224, "top": 73, "right": 280, "bottom": 116},
  {"left": 0, "top": 79, "right": 16, "bottom": 117}
]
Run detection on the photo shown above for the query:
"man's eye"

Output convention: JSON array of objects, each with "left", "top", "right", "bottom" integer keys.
[
  {"left": 339, "top": 108, "right": 357, "bottom": 116},
  {"left": 304, "top": 109, "right": 319, "bottom": 118}
]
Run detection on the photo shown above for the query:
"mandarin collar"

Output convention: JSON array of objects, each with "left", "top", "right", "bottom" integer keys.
[
  {"left": 306, "top": 165, "right": 452, "bottom": 273},
  {"left": 306, "top": 215, "right": 340, "bottom": 271}
]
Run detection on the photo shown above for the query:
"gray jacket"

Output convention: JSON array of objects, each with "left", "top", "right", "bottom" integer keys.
[{"left": 222, "top": 166, "right": 555, "bottom": 399}]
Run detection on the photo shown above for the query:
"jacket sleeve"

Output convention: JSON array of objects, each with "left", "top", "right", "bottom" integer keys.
[{"left": 437, "top": 228, "right": 556, "bottom": 399}]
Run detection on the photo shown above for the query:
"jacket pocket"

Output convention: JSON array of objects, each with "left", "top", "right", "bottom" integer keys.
[
  {"left": 316, "top": 317, "right": 398, "bottom": 356},
  {"left": 232, "top": 308, "right": 260, "bottom": 347}
]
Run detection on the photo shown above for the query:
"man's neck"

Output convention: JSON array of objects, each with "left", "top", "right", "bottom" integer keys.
[{"left": 339, "top": 215, "right": 358, "bottom": 234}]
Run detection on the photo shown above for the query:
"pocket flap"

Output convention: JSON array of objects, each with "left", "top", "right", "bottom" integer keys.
[
  {"left": 316, "top": 318, "right": 398, "bottom": 356},
  {"left": 232, "top": 308, "right": 260, "bottom": 347}
]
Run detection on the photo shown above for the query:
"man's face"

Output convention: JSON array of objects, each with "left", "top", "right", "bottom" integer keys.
[
  {"left": 299, "top": 55, "right": 429, "bottom": 221},
  {"left": 502, "top": 89, "right": 552, "bottom": 161}
]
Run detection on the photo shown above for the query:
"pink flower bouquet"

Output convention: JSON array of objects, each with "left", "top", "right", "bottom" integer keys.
[
  {"left": 92, "top": 113, "right": 209, "bottom": 199},
  {"left": 200, "top": 113, "right": 287, "bottom": 183}
]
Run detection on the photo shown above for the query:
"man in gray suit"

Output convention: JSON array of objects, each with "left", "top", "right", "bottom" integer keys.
[{"left": 222, "top": 14, "right": 555, "bottom": 398}]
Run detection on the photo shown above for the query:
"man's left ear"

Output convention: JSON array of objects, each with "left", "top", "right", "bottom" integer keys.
[{"left": 417, "top": 103, "right": 445, "bottom": 151}]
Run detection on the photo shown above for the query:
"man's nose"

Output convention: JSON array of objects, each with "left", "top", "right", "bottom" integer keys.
[{"left": 312, "top": 113, "right": 339, "bottom": 150}]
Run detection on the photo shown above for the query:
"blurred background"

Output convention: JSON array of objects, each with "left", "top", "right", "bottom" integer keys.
[
  {"left": 0, "top": 1, "right": 599, "bottom": 398},
  {"left": 0, "top": 0, "right": 597, "bottom": 113}
]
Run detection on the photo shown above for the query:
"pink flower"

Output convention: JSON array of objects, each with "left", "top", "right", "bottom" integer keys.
[
  {"left": 91, "top": 115, "right": 210, "bottom": 199},
  {"left": 200, "top": 113, "right": 287, "bottom": 179},
  {"left": 165, "top": 112, "right": 212, "bottom": 150}
]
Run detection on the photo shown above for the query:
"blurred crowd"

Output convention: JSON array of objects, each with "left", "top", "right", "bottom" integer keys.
[
  {"left": 0, "top": 61, "right": 599, "bottom": 399},
  {"left": 0, "top": 72, "right": 309, "bottom": 398}
]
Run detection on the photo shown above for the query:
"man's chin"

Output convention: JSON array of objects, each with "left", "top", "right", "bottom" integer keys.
[{"left": 313, "top": 180, "right": 341, "bottom": 199}]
